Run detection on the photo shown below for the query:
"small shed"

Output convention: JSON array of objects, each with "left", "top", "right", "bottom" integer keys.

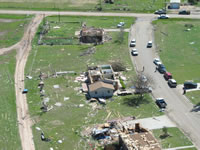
[
  {"left": 88, "top": 81, "right": 114, "bottom": 98},
  {"left": 170, "top": 0, "right": 181, "bottom": 9},
  {"left": 80, "top": 27, "right": 104, "bottom": 44}
]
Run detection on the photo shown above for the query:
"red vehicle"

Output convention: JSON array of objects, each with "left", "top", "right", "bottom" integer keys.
[{"left": 164, "top": 72, "right": 172, "bottom": 80}]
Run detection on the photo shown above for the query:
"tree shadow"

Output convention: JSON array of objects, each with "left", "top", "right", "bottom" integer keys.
[
  {"left": 122, "top": 95, "right": 150, "bottom": 107},
  {"left": 191, "top": 102, "right": 200, "bottom": 112},
  {"left": 159, "top": 134, "right": 171, "bottom": 139}
]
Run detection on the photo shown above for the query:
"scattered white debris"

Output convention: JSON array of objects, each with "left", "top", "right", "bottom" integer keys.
[
  {"left": 120, "top": 76, "right": 127, "bottom": 81},
  {"left": 192, "top": 97, "right": 194, "bottom": 99},
  {"left": 53, "top": 26, "right": 60, "bottom": 29},
  {"left": 187, "top": 28, "right": 191, "bottom": 31},
  {"left": 50, "top": 148, "right": 54, "bottom": 150},
  {"left": 190, "top": 41, "right": 195, "bottom": 45},
  {"left": 53, "top": 85, "right": 60, "bottom": 89},
  {"left": 79, "top": 104, "right": 84, "bottom": 108},
  {"left": 35, "top": 127, "right": 41, "bottom": 131},
  {"left": 68, "top": 53, "right": 71, "bottom": 56},
  {"left": 64, "top": 97, "right": 70, "bottom": 101},
  {"left": 126, "top": 68, "right": 131, "bottom": 71},
  {"left": 26, "top": 75, "right": 32, "bottom": 79},
  {"left": 58, "top": 140, "right": 63, "bottom": 144},
  {"left": 55, "top": 102, "right": 62, "bottom": 107},
  {"left": 44, "top": 97, "right": 50, "bottom": 103}
]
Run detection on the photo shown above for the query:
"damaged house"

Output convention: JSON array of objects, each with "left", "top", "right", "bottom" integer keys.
[
  {"left": 80, "top": 27, "right": 104, "bottom": 44},
  {"left": 87, "top": 65, "right": 118, "bottom": 98}
]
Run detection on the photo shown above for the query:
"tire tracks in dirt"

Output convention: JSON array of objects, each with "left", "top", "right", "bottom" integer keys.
[{"left": 14, "top": 14, "right": 43, "bottom": 150}]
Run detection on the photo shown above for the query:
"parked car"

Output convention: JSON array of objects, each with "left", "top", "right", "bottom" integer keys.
[
  {"left": 156, "top": 98, "right": 167, "bottom": 109},
  {"left": 147, "top": 41, "right": 152, "bottom": 48},
  {"left": 168, "top": 79, "right": 177, "bottom": 88},
  {"left": 164, "top": 72, "right": 172, "bottom": 80},
  {"left": 154, "top": 9, "right": 166, "bottom": 15},
  {"left": 153, "top": 58, "right": 162, "bottom": 66},
  {"left": 131, "top": 48, "right": 138, "bottom": 56},
  {"left": 117, "top": 22, "right": 125, "bottom": 28},
  {"left": 158, "top": 64, "right": 166, "bottom": 73},
  {"left": 179, "top": 10, "right": 190, "bottom": 15},
  {"left": 130, "top": 39, "right": 136, "bottom": 47},
  {"left": 184, "top": 82, "right": 197, "bottom": 89},
  {"left": 158, "top": 14, "right": 169, "bottom": 19},
  {"left": 134, "top": 87, "right": 152, "bottom": 94}
]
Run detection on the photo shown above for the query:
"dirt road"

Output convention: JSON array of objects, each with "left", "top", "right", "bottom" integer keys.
[
  {"left": 14, "top": 14, "right": 43, "bottom": 150},
  {"left": 129, "top": 17, "right": 200, "bottom": 149}
]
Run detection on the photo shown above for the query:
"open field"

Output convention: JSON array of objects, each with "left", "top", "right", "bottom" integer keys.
[
  {"left": 0, "top": 50, "right": 21, "bottom": 150},
  {"left": 0, "top": 14, "right": 32, "bottom": 48},
  {"left": 186, "top": 90, "right": 200, "bottom": 105},
  {"left": 0, "top": 0, "right": 167, "bottom": 13},
  {"left": 153, "top": 127, "right": 194, "bottom": 149},
  {"left": 153, "top": 18, "right": 200, "bottom": 84},
  {"left": 24, "top": 16, "right": 163, "bottom": 150}
]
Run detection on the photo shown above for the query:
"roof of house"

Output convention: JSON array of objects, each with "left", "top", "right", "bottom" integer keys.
[
  {"left": 170, "top": 0, "right": 181, "bottom": 3},
  {"left": 89, "top": 81, "right": 114, "bottom": 92},
  {"left": 81, "top": 27, "right": 103, "bottom": 37}
]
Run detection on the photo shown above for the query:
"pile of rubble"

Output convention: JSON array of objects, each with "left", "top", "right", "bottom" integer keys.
[{"left": 83, "top": 118, "right": 161, "bottom": 150}]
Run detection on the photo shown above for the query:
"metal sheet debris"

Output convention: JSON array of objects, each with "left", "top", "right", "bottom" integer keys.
[{"left": 53, "top": 85, "right": 60, "bottom": 89}]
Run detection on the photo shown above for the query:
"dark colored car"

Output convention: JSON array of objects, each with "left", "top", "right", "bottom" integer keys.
[
  {"left": 184, "top": 82, "right": 197, "bottom": 89},
  {"left": 156, "top": 98, "right": 167, "bottom": 109},
  {"left": 154, "top": 9, "right": 166, "bottom": 15},
  {"left": 164, "top": 72, "right": 172, "bottom": 80},
  {"left": 179, "top": 10, "right": 190, "bottom": 15},
  {"left": 158, "top": 64, "right": 167, "bottom": 73}
]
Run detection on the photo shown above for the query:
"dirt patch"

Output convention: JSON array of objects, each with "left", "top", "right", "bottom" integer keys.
[
  {"left": 0, "top": 31, "right": 7, "bottom": 36},
  {"left": 0, "top": 19, "right": 18, "bottom": 23},
  {"left": 50, "top": 120, "right": 64, "bottom": 126}
]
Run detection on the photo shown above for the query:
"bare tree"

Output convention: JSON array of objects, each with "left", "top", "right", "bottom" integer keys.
[{"left": 132, "top": 72, "right": 154, "bottom": 98}]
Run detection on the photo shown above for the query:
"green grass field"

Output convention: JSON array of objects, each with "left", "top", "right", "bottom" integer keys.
[
  {"left": 0, "top": 50, "right": 21, "bottom": 150},
  {"left": 153, "top": 18, "right": 200, "bottom": 84},
  {"left": 25, "top": 16, "right": 163, "bottom": 150},
  {"left": 0, "top": 0, "right": 168, "bottom": 13},
  {"left": 153, "top": 127, "right": 194, "bottom": 149},
  {"left": 186, "top": 90, "right": 200, "bottom": 105},
  {"left": 0, "top": 14, "right": 32, "bottom": 48}
]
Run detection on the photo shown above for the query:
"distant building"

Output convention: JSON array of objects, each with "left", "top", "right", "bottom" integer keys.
[
  {"left": 88, "top": 81, "right": 115, "bottom": 98},
  {"left": 170, "top": 0, "right": 181, "bottom": 9},
  {"left": 80, "top": 27, "right": 104, "bottom": 43}
]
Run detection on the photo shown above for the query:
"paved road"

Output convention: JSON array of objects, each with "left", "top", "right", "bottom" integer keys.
[
  {"left": 129, "top": 16, "right": 200, "bottom": 149},
  {"left": 0, "top": 10, "right": 200, "bottom": 19}
]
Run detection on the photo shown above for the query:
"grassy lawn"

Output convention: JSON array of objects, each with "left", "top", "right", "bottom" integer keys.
[
  {"left": 186, "top": 90, "right": 200, "bottom": 105},
  {"left": 40, "top": 16, "right": 134, "bottom": 45},
  {"left": 153, "top": 18, "right": 200, "bottom": 84},
  {"left": 153, "top": 127, "right": 193, "bottom": 149},
  {"left": 0, "top": 50, "right": 21, "bottom": 150},
  {"left": 0, "top": 0, "right": 168, "bottom": 13},
  {"left": 0, "top": 14, "right": 33, "bottom": 48},
  {"left": 24, "top": 16, "right": 163, "bottom": 150}
]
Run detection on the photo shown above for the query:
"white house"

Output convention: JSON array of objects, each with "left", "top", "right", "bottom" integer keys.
[
  {"left": 88, "top": 81, "right": 115, "bottom": 98},
  {"left": 170, "top": 0, "right": 181, "bottom": 9}
]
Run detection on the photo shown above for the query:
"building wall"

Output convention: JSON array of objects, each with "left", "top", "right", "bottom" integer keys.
[
  {"left": 89, "top": 87, "right": 113, "bottom": 98},
  {"left": 170, "top": 3, "right": 180, "bottom": 9}
]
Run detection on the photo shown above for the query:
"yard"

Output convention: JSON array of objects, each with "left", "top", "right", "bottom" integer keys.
[
  {"left": 0, "top": 50, "right": 21, "bottom": 150},
  {"left": 186, "top": 90, "right": 200, "bottom": 105},
  {"left": 0, "top": 0, "right": 168, "bottom": 13},
  {"left": 24, "top": 16, "right": 163, "bottom": 150},
  {"left": 0, "top": 14, "right": 32, "bottom": 48},
  {"left": 153, "top": 18, "right": 200, "bottom": 84},
  {"left": 153, "top": 127, "right": 195, "bottom": 149}
]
